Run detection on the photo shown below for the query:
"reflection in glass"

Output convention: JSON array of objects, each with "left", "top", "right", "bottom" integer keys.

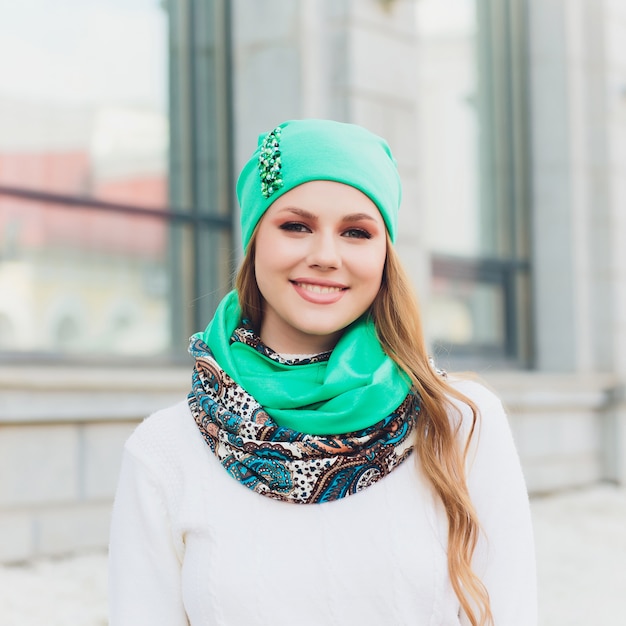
[
  {"left": 417, "top": 0, "right": 481, "bottom": 257},
  {"left": 430, "top": 277, "right": 504, "bottom": 348},
  {"left": 0, "top": 199, "right": 171, "bottom": 355},
  {"left": 0, "top": 0, "right": 168, "bottom": 208},
  {"left": 0, "top": 0, "right": 175, "bottom": 358},
  {"left": 418, "top": 0, "right": 531, "bottom": 362}
]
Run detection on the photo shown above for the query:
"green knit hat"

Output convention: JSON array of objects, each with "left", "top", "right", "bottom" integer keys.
[{"left": 236, "top": 119, "right": 402, "bottom": 251}]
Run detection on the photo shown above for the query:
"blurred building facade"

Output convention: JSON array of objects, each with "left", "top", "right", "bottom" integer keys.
[{"left": 1, "top": 0, "right": 625, "bottom": 561}]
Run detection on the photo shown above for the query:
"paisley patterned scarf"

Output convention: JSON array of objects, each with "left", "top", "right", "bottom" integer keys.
[{"left": 187, "top": 333, "right": 419, "bottom": 505}]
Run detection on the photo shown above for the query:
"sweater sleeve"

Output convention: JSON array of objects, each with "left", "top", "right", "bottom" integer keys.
[
  {"left": 458, "top": 384, "right": 538, "bottom": 626},
  {"left": 108, "top": 447, "right": 189, "bottom": 626}
]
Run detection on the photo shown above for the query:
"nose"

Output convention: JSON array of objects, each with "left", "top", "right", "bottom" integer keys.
[{"left": 307, "top": 231, "right": 341, "bottom": 270}]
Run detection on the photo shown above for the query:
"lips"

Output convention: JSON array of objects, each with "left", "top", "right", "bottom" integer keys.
[
  {"left": 293, "top": 282, "right": 343, "bottom": 294},
  {"left": 290, "top": 279, "right": 347, "bottom": 304}
]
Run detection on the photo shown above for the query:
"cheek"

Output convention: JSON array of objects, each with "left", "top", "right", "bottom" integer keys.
[
  {"left": 254, "top": 239, "right": 292, "bottom": 301},
  {"left": 254, "top": 251, "right": 274, "bottom": 295},
  {"left": 353, "top": 245, "right": 386, "bottom": 284},
  {"left": 254, "top": 233, "right": 281, "bottom": 276}
]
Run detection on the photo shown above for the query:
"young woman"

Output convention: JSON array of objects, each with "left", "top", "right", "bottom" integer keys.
[{"left": 108, "top": 119, "right": 537, "bottom": 626}]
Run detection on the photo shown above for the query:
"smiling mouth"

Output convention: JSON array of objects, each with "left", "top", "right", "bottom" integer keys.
[{"left": 292, "top": 281, "right": 346, "bottom": 294}]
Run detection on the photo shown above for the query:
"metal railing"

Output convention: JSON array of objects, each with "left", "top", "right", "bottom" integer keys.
[{"left": 0, "top": 185, "right": 231, "bottom": 229}]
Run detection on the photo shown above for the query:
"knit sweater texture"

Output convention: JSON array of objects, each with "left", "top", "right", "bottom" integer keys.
[{"left": 108, "top": 379, "right": 537, "bottom": 625}]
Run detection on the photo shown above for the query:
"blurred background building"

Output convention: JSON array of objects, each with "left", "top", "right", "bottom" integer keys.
[{"left": 1, "top": 0, "right": 625, "bottom": 562}]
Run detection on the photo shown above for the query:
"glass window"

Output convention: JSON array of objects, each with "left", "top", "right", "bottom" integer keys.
[
  {"left": 0, "top": 0, "right": 233, "bottom": 360},
  {"left": 416, "top": 0, "right": 531, "bottom": 366},
  {"left": 0, "top": 198, "right": 176, "bottom": 356},
  {"left": 0, "top": 0, "right": 168, "bottom": 205},
  {"left": 416, "top": 0, "right": 481, "bottom": 257}
]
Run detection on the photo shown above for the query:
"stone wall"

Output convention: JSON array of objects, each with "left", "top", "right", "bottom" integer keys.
[
  {"left": 528, "top": 0, "right": 626, "bottom": 374},
  {"left": 485, "top": 372, "right": 615, "bottom": 493},
  {"left": 0, "top": 365, "right": 188, "bottom": 562},
  {"left": 1, "top": 365, "right": 621, "bottom": 563}
]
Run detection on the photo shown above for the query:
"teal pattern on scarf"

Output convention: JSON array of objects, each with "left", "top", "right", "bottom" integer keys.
[
  {"left": 188, "top": 336, "right": 419, "bottom": 504},
  {"left": 190, "top": 290, "right": 412, "bottom": 436}
]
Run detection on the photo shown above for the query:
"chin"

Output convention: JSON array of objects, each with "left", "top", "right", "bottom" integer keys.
[
  {"left": 296, "top": 326, "right": 339, "bottom": 339},
  {"left": 302, "top": 321, "right": 353, "bottom": 341}
]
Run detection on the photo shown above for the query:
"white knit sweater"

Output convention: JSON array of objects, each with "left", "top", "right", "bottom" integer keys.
[{"left": 108, "top": 380, "right": 537, "bottom": 625}]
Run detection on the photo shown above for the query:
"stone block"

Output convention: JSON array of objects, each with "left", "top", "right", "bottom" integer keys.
[
  {"left": 529, "top": 67, "right": 570, "bottom": 167},
  {"left": 37, "top": 503, "right": 112, "bottom": 556},
  {"left": 607, "top": 110, "right": 626, "bottom": 166},
  {"left": 528, "top": 0, "right": 568, "bottom": 64},
  {"left": 233, "top": 0, "right": 299, "bottom": 45},
  {"left": 0, "top": 511, "right": 34, "bottom": 563},
  {"left": 352, "top": 99, "right": 418, "bottom": 170},
  {"left": 514, "top": 411, "right": 600, "bottom": 460},
  {"left": 81, "top": 422, "right": 136, "bottom": 500},
  {"left": 524, "top": 453, "right": 603, "bottom": 495},
  {"left": 350, "top": 27, "right": 418, "bottom": 99},
  {"left": 605, "top": 0, "right": 626, "bottom": 23},
  {"left": 350, "top": 0, "right": 418, "bottom": 39},
  {"left": 605, "top": 19, "right": 626, "bottom": 70},
  {"left": 0, "top": 424, "right": 79, "bottom": 506},
  {"left": 603, "top": 398, "right": 626, "bottom": 483},
  {"left": 236, "top": 45, "right": 301, "bottom": 132}
]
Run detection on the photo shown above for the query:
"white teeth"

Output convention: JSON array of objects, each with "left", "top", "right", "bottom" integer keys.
[{"left": 296, "top": 283, "right": 342, "bottom": 294}]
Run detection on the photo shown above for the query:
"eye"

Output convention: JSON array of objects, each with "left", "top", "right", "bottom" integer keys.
[
  {"left": 279, "top": 222, "right": 311, "bottom": 233},
  {"left": 343, "top": 228, "right": 372, "bottom": 239}
]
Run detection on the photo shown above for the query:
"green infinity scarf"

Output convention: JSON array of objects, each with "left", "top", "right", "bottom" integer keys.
[{"left": 191, "top": 290, "right": 412, "bottom": 436}]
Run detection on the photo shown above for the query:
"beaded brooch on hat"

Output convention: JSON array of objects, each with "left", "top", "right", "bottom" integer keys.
[
  {"left": 429, "top": 356, "right": 448, "bottom": 378},
  {"left": 258, "top": 127, "right": 284, "bottom": 198}
]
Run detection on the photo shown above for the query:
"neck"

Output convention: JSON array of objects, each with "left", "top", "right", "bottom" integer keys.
[{"left": 259, "top": 325, "right": 342, "bottom": 355}]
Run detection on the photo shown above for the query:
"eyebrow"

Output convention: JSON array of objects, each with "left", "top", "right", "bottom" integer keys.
[{"left": 279, "top": 207, "right": 379, "bottom": 223}]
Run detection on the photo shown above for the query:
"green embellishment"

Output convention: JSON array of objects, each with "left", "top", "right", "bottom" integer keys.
[{"left": 258, "top": 127, "right": 284, "bottom": 198}]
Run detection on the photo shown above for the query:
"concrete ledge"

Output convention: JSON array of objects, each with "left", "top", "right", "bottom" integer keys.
[
  {"left": 0, "top": 364, "right": 190, "bottom": 392},
  {"left": 0, "top": 510, "right": 34, "bottom": 563},
  {"left": 0, "top": 390, "right": 187, "bottom": 423},
  {"left": 483, "top": 372, "right": 614, "bottom": 410},
  {"left": 0, "top": 365, "right": 624, "bottom": 562},
  {"left": 0, "top": 503, "right": 112, "bottom": 563},
  {"left": 483, "top": 372, "right": 616, "bottom": 494},
  {"left": 0, "top": 364, "right": 189, "bottom": 424}
]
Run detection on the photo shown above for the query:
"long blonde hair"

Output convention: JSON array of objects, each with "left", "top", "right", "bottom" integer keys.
[{"left": 235, "top": 232, "right": 493, "bottom": 626}]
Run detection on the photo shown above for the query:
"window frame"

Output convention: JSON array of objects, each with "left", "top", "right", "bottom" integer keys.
[
  {"left": 0, "top": 0, "right": 236, "bottom": 363},
  {"left": 430, "top": 0, "right": 533, "bottom": 368}
]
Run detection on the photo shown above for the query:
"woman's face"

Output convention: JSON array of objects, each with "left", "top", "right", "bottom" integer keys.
[{"left": 254, "top": 180, "right": 387, "bottom": 354}]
